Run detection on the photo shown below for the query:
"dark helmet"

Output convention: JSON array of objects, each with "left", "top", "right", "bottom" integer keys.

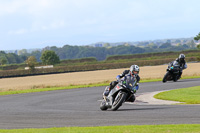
[
  {"left": 130, "top": 65, "right": 140, "bottom": 75},
  {"left": 179, "top": 54, "right": 185, "bottom": 62}
]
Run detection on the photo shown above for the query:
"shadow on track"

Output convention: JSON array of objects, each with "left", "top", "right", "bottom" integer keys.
[
  {"left": 110, "top": 106, "right": 175, "bottom": 111},
  {"left": 163, "top": 78, "right": 200, "bottom": 83}
]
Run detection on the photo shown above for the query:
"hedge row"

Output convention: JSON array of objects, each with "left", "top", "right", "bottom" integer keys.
[
  {"left": 0, "top": 64, "right": 27, "bottom": 70},
  {"left": 0, "top": 57, "right": 197, "bottom": 78},
  {"left": 0, "top": 58, "right": 97, "bottom": 71},
  {"left": 106, "top": 50, "right": 199, "bottom": 60}
]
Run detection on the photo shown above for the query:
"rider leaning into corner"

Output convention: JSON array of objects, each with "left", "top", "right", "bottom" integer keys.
[
  {"left": 172, "top": 54, "right": 187, "bottom": 79},
  {"left": 103, "top": 64, "right": 140, "bottom": 102}
]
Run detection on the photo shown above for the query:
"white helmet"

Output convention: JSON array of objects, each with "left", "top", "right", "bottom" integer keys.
[
  {"left": 179, "top": 54, "right": 185, "bottom": 62},
  {"left": 130, "top": 65, "right": 140, "bottom": 75}
]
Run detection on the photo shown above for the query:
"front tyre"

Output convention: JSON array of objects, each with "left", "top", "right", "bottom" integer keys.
[
  {"left": 163, "top": 72, "right": 170, "bottom": 83},
  {"left": 111, "top": 92, "right": 127, "bottom": 111},
  {"left": 100, "top": 100, "right": 108, "bottom": 111}
]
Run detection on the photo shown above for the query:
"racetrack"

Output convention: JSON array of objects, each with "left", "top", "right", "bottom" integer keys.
[{"left": 0, "top": 78, "right": 199, "bottom": 129}]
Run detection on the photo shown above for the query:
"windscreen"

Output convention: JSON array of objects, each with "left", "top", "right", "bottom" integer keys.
[{"left": 123, "top": 75, "right": 137, "bottom": 90}]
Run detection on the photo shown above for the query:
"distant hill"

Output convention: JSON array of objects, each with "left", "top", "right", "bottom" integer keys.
[
  {"left": 4, "top": 37, "right": 199, "bottom": 53},
  {"left": 90, "top": 37, "right": 198, "bottom": 47}
]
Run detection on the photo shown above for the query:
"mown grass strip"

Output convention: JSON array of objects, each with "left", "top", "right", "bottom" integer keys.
[
  {"left": 0, "top": 79, "right": 163, "bottom": 95},
  {"left": 0, "top": 124, "right": 200, "bottom": 133},
  {"left": 154, "top": 86, "right": 200, "bottom": 104},
  {"left": 0, "top": 76, "right": 200, "bottom": 96},
  {"left": 0, "top": 82, "right": 109, "bottom": 96}
]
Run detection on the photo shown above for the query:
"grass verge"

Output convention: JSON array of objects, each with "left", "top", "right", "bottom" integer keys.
[
  {"left": 154, "top": 86, "right": 200, "bottom": 104},
  {"left": 0, "top": 76, "right": 200, "bottom": 96},
  {"left": 0, "top": 124, "right": 200, "bottom": 133},
  {"left": 0, "top": 81, "right": 110, "bottom": 96}
]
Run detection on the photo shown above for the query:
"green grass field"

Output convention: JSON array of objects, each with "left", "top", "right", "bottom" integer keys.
[
  {"left": 0, "top": 124, "right": 200, "bottom": 133},
  {"left": 154, "top": 86, "right": 200, "bottom": 104}
]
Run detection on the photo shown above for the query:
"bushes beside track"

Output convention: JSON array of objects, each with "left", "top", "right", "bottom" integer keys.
[
  {"left": 106, "top": 50, "right": 200, "bottom": 60},
  {"left": 0, "top": 57, "right": 197, "bottom": 78},
  {"left": 0, "top": 50, "right": 199, "bottom": 78}
]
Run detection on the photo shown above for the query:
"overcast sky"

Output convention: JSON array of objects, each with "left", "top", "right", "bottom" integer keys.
[{"left": 0, "top": 0, "right": 200, "bottom": 50}]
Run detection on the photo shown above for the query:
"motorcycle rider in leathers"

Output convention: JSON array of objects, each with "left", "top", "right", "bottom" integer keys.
[
  {"left": 103, "top": 65, "right": 140, "bottom": 102},
  {"left": 173, "top": 54, "right": 187, "bottom": 79}
]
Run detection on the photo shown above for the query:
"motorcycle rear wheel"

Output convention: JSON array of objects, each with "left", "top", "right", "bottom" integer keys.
[
  {"left": 111, "top": 92, "right": 127, "bottom": 111},
  {"left": 173, "top": 76, "right": 178, "bottom": 82}
]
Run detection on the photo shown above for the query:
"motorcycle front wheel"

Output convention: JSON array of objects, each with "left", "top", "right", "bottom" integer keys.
[
  {"left": 163, "top": 72, "right": 170, "bottom": 83},
  {"left": 100, "top": 100, "right": 108, "bottom": 111},
  {"left": 111, "top": 91, "right": 127, "bottom": 111}
]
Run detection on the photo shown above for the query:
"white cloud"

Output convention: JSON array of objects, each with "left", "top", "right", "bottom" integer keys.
[
  {"left": 30, "top": 20, "right": 66, "bottom": 32},
  {"left": 0, "top": 0, "right": 54, "bottom": 15},
  {"left": 1, "top": 0, "right": 200, "bottom": 50},
  {"left": 8, "top": 29, "right": 28, "bottom": 35}
]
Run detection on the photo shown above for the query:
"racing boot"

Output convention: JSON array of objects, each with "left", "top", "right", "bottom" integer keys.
[{"left": 127, "top": 94, "right": 136, "bottom": 102}]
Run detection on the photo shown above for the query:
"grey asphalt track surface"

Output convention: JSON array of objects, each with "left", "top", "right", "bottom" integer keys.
[{"left": 0, "top": 78, "right": 200, "bottom": 129}]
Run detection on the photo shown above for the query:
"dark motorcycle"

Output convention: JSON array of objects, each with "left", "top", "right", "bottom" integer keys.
[
  {"left": 162, "top": 61, "right": 181, "bottom": 83},
  {"left": 100, "top": 76, "right": 137, "bottom": 111}
]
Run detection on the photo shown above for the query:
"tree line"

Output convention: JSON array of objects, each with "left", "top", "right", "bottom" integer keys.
[{"left": 0, "top": 37, "right": 199, "bottom": 66}]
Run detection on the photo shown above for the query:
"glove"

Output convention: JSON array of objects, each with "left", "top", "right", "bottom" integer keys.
[
  {"left": 116, "top": 75, "right": 121, "bottom": 81},
  {"left": 133, "top": 89, "right": 136, "bottom": 93},
  {"left": 132, "top": 85, "right": 139, "bottom": 93},
  {"left": 135, "top": 85, "right": 139, "bottom": 90}
]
